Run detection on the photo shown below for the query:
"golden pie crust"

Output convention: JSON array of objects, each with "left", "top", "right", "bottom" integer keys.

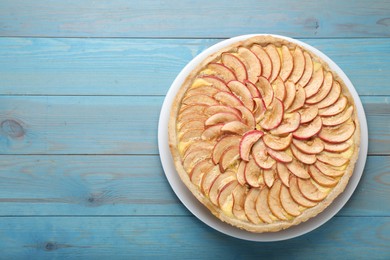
[{"left": 168, "top": 35, "right": 360, "bottom": 233}]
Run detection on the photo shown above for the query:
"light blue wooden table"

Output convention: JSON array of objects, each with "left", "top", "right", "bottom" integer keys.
[{"left": 0, "top": 1, "right": 389, "bottom": 258}]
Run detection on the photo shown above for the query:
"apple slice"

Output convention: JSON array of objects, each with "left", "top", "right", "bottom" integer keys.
[
  {"left": 292, "top": 138, "right": 324, "bottom": 154},
  {"left": 323, "top": 139, "right": 351, "bottom": 152},
  {"left": 263, "top": 133, "right": 292, "bottom": 151},
  {"left": 272, "top": 77, "right": 286, "bottom": 101},
  {"left": 291, "top": 144, "right": 317, "bottom": 164},
  {"left": 279, "top": 46, "right": 294, "bottom": 81},
  {"left": 280, "top": 184, "right": 301, "bottom": 217},
  {"left": 268, "top": 179, "right": 288, "bottom": 220},
  {"left": 318, "top": 120, "right": 355, "bottom": 143},
  {"left": 245, "top": 81, "right": 261, "bottom": 98},
  {"left": 212, "top": 135, "right": 241, "bottom": 164},
  {"left": 253, "top": 97, "right": 266, "bottom": 123},
  {"left": 293, "top": 116, "right": 322, "bottom": 140},
  {"left": 190, "top": 159, "right": 214, "bottom": 187},
  {"left": 179, "top": 129, "right": 203, "bottom": 142},
  {"left": 267, "top": 148, "right": 293, "bottom": 163},
  {"left": 182, "top": 94, "right": 218, "bottom": 106},
  {"left": 201, "top": 124, "right": 223, "bottom": 141},
  {"left": 245, "top": 188, "right": 262, "bottom": 224},
  {"left": 237, "top": 160, "right": 247, "bottom": 185},
  {"left": 221, "top": 121, "right": 250, "bottom": 135},
  {"left": 221, "top": 53, "right": 248, "bottom": 82},
  {"left": 315, "top": 161, "right": 345, "bottom": 177},
  {"left": 304, "top": 66, "right": 324, "bottom": 98},
  {"left": 245, "top": 158, "right": 264, "bottom": 188},
  {"left": 177, "top": 113, "right": 207, "bottom": 126},
  {"left": 306, "top": 72, "right": 333, "bottom": 104},
  {"left": 316, "top": 152, "right": 349, "bottom": 167},
  {"left": 289, "top": 176, "right": 317, "bottom": 207},
  {"left": 263, "top": 167, "right": 275, "bottom": 188},
  {"left": 298, "top": 106, "right": 318, "bottom": 124},
  {"left": 316, "top": 81, "right": 341, "bottom": 109},
  {"left": 283, "top": 80, "right": 296, "bottom": 110},
  {"left": 270, "top": 112, "right": 301, "bottom": 136},
  {"left": 256, "top": 76, "right": 274, "bottom": 107},
  {"left": 183, "top": 149, "right": 211, "bottom": 172},
  {"left": 227, "top": 80, "right": 254, "bottom": 111},
  {"left": 289, "top": 47, "right": 305, "bottom": 83},
  {"left": 319, "top": 96, "right": 348, "bottom": 117},
  {"left": 297, "top": 52, "right": 313, "bottom": 87},
  {"left": 218, "top": 180, "right": 238, "bottom": 211},
  {"left": 183, "top": 140, "right": 214, "bottom": 158},
  {"left": 238, "top": 47, "right": 261, "bottom": 83},
  {"left": 260, "top": 98, "right": 284, "bottom": 130},
  {"left": 255, "top": 186, "right": 274, "bottom": 223},
  {"left": 286, "top": 84, "right": 306, "bottom": 112},
  {"left": 204, "top": 105, "right": 242, "bottom": 118},
  {"left": 205, "top": 62, "right": 236, "bottom": 83},
  {"left": 213, "top": 91, "right": 244, "bottom": 107},
  {"left": 219, "top": 145, "right": 240, "bottom": 172},
  {"left": 277, "top": 162, "right": 291, "bottom": 187},
  {"left": 236, "top": 106, "right": 256, "bottom": 129},
  {"left": 200, "top": 75, "right": 230, "bottom": 91},
  {"left": 322, "top": 106, "right": 354, "bottom": 126},
  {"left": 252, "top": 139, "right": 276, "bottom": 169},
  {"left": 286, "top": 160, "right": 310, "bottom": 179},
  {"left": 232, "top": 185, "right": 249, "bottom": 221},
  {"left": 178, "top": 120, "right": 204, "bottom": 133},
  {"left": 250, "top": 44, "right": 272, "bottom": 80},
  {"left": 239, "top": 130, "right": 264, "bottom": 161},
  {"left": 264, "top": 44, "right": 281, "bottom": 83},
  {"left": 187, "top": 86, "right": 219, "bottom": 97},
  {"left": 200, "top": 165, "right": 222, "bottom": 196},
  {"left": 205, "top": 112, "right": 240, "bottom": 126},
  {"left": 209, "top": 171, "right": 236, "bottom": 205},
  {"left": 179, "top": 104, "right": 207, "bottom": 119},
  {"left": 309, "top": 165, "right": 338, "bottom": 187},
  {"left": 297, "top": 178, "right": 327, "bottom": 202}
]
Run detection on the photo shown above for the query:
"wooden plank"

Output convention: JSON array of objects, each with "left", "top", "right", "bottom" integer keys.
[
  {"left": 0, "top": 0, "right": 390, "bottom": 38},
  {"left": 0, "top": 155, "right": 387, "bottom": 217},
  {"left": 0, "top": 216, "right": 388, "bottom": 258},
  {"left": 0, "top": 96, "right": 388, "bottom": 155},
  {"left": 0, "top": 38, "right": 389, "bottom": 96}
]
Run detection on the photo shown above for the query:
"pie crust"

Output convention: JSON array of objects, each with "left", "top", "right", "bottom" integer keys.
[{"left": 168, "top": 35, "right": 360, "bottom": 233}]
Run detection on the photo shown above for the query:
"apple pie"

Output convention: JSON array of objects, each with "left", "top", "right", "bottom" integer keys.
[{"left": 168, "top": 35, "right": 360, "bottom": 233}]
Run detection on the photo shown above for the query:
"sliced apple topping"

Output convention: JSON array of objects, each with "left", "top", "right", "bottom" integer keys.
[
  {"left": 190, "top": 159, "right": 214, "bottom": 187},
  {"left": 179, "top": 129, "right": 203, "bottom": 142},
  {"left": 237, "top": 160, "right": 247, "bottom": 185},
  {"left": 236, "top": 106, "right": 256, "bottom": 129},
  {"left": 264, "top": 44, "right": 281, "bottom": 83},
  {"left": 212, "top": 135, "right": 241, "bottom": 164},
  {"left": 297, "top": 52, "right": 313, "bottom": 87},
  {"left": 183, "top": 149, "right": 211, "bottom": 172},
  {"left": 201, "top": 124, "right": 223, "bottom": 141},
  {"left": 221, "top": 121, "right": 250, "bottom": 135},
  {"left": 267, "top": 148, "right": 293, "bottom": 163},
  {"left": 263, "top": 133, "right": 292, "bottom": 151},
  {"left": 318, "top": 120, "right": 355, "bottom": 143},
  {"left": 280, "top": 184, "right": 301, "bottom": 217},
  {"left": 260, "top": 98, "right": 284, "bottom": 130},
  {"left": 221, "top": 53, "right": 248, "bottom": 82},
  {"left": 297, "top": 178, "right": 327, "bottom": 202},
  {"left": 218, "top": 180, "right": 238, "bottom": 212},
  {"left": 179, "top": 104, "right": 207, "bottom": 120},
  {"left": 268, "top": 179, "right": 288, "bottom": 220},
  {"left": 253, "top": 98, "right": 266, "bottom": 123},
  {"left": 205, "top": 63, "right": 237, "bottom": 82},
  {"left": 219, "top": 145, "right": 240, "bottom": 172},
  {"left": 232, "top": 185, "right": 249, "bottom": 221},
  {"left": 244, "top": 81, "right": 261, "bottom": 98},
  {"left": 286, "top": 160, "right": 310, "bottom": 179},
  {"left": 289, "top": 47, "right": 305, "bottom": 83},
  {"left": 178, "top": 120, "right": 204, "bottom": 133},
  {"left": 183, "top": 140, "right": 214, "bottom": 158},
  {"left": 227, "top": 80, "right": 254, "bottom": 111},
  {"left": 187, "top": 85, "right": 219, "bottom": 97},
  {"left": 182, "top": 94, "right": 218, "bottom": 106},
  {"left": 283, "top": 80, "right": 296, "bottom": 110},
  {"left": 244, "top": 189, "right": 262, "bottom": 224},
  {"left": 298, "top": 106, "right": 318, "bottom": 124},
  {"left": 213, "top": 91, "right": 244, "bottom": 107},
  {"left": 277, "top": 162, "right": 290, "bottom": 187},
  {"left": 256, "top": 76, "right": 274, "bottom": 107},
  {"left": 270, "top": 112, "right": 301, "bottom": 136},
  {"left": 255, "top": 186, "right": 274, "bottom": 223},
  {"left": 272, "top": 77, "right": 286, "bottom": 101},
  {"left": 252, "top": 139, "right": 276, "bottom": 169},
  {"left": 239, "top": 130, "right": 264, "bottom": 161},
  {"left": 316, "top": 81, "right": 341, "bottom": 109},
  {"left": 204, "top": 105, "right": 242, "bottom": 118},
  {"left": 315, "top": 161, "right": 345, "bottom": 177},
  {"left": 293, "top": 116, "right": 322, "bottom": 140},
  {"left": 201, "top": 165, "right": 222, "bottom": 196},
  {"left": 322, "top": 106, "right": 354, "bottom": 126},
  {"left": 319, "top": 96, "right": 348, "bottom": 117},
  {"left": 289, "top": 176, "right": 317, "bottom": 207},
  {"left": 245, "top": 158, "right": 264, "bottom": 188},
  {"left": 316, "top": 152, "right": 349, "bottom": 167},
  {"left": 205, "top": 112, "right": 240, "bottom": 126},
  {"left": 250, "top": 44, "right": 272, "bottom": 80},
  {"left": 200, "top": 75, "right": 230, "bottom": 91},
  {"left": 304, "top": 66, "right": 324, "bottom": 98},
  {"left": 308, "top": 165, "right": 338, "bottom": 187},
  {"left": 292, "top": 138, "right": 324, "bottom": 155},
  {"left": 306, "top": 72, "right": 333, "bottom": 104},
  {"left": 286, "top": 84, "right": 306, "bottom": 112},
  {"left": 263, "top": 167, "right": 275, "bottom": 188},
  {"left": 279, "top": 46, "right": 294, "bottom": 82},
  {"left": 209, "top": 171, "right": 237, "bottom": 205},
  {"left": 238, "top": 47, "right": 261, "bottom": 83},
  {"left": 323, "top": 139, "right": 351, "bottom": 152},
  {"left": 291, "top": 144, "right": 317, "bottom": 165}
]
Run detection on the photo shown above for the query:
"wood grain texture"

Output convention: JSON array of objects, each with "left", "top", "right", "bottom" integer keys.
[
  {"left": 0, "top": 38, "right": 389, "bottom": 96},
  {"left": 0, "top": 155, "right": 387, "bottom": 217},
  {"left": 0, "top": 0, "right": 390, "bottom": 38},
  {"left": 0, "top": 216, "right": 388, "bottom": 258}
]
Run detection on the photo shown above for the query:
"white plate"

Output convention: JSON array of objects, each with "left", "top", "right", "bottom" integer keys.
[{"left": 158, "top": 34, "right": 368, "bottom": 242}]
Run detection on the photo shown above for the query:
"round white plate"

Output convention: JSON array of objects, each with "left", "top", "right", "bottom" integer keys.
[{"left": 158, "top": 34, "right": 368, "bottom": 242}]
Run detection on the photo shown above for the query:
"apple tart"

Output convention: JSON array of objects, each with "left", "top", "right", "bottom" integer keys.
[{"left": 168, "top": 35, "right": 360, "bottom": 233}]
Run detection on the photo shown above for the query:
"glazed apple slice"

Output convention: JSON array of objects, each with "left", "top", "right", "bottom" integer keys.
[
  {"left": 183, "top": 140, "right": 214, "bottom": 158},
  {"left": 232, "top": 185, "right": 249, "bottom": 221},
  {"left": 289, "top": 176, "right": 317, "bottom": 207},
  {"left": 183, "top": 94, "right": 218, "bottom": 106},
  {"left": 322, "top": 106, "right": 354, "bottom": 126},
  {"left": 276, "top": 162, "right": 290, "bottom": 187},
  {"left": 237, "top": 160, "right": 247, "bottom": 185},
  {"left": 297, "top": 178, "right": 327, "bottom": 202},
  {"left": 178, "top": 113, "right": 207, "bottom": 126},
  {"left": 190, "top": 159, "right": 214, "bottom": 187},
  {"left": 297, "top": 52, "right": 313, "bottom": 87},
  {"left": 244, "top": 188, "right": 262, "bottom": 224},
  {"left": 263, "top": 133, "right": 292, "bottom": 151},
  {"left": 280, "top": 184, "right": 301, "bottom": 217},
  {"left": 260, "top": 98, "right": 284, "bottom": 130},
  {"left": 200, "top": 165, "right": 222, "bottom": 196},
  {"left": 221, "top": 53, "right": 248, "bottom": 82},
  {"left": 298, "top": 106, "right": 318, "bottom": 124},
  {"left": 267, "top": 148, "right": 293, "bottom": 163},
  {"left": 268, "top": 179, "right": 288, "bottom": 220},
  {"left": 236, "top": 106, "right": 256, "bottom": 129},
  {"left": 219, "top": 145, "right": 240, "bottom": 172},
  {"left": 221, "top": 121, "right": 250, "bottom": 135},
  {"left": 212, "top": 135, "right": 241, "bottom": 164},
  {"left": 205, "top": 62, "right": 237, "bottom": 83},
  {"left": 200, "top": 75, "right": 231, "bottom": 91},
  {"left": 244, "top": 81, "right": 261, "bottom": 98},
  {"left": 263, "top": 167, "right": 275, "bottom": 188},
  {"left": 279, "top": 45, "right": 294, "bottom": 82},
  {"left": 316, "top": 152, "right": 349, "bottom": 167},
  {"left": 306, "top": 72, "right": 333, "bottom": 104},
  {"left": 286, "top": 160, "right": 310, "bottom": 179},
  {"left": 213, "top": 91, "right": 244, "bottom": 107},
  {"left": 179, "top": 129, "right": 203, "bottom": 142},
  {"left": 238, "top": 47, "right": 261, "bottom": 83},
  {"left": 304, "top": 66, "right": 324, "bottom": 98},
  {"left": 204, "top": 105, "right": 242, "bottom": 118},
  {"left": 315, "top": 161, "right": 345, "bottom": 177},
  {"left": 179, "top": 104, "right": 207, "bottom": 119},
  {"left": 318, "top": 120, "right": 355, "bottom": 143},
  {"left": 264, "top": 44, "right": 281, "bottom": 83},
  {"left": 250, "top": 44, "right": 272, "bottom": 80},
  {"left": 183, "top": 149, "right": 211, "bottom": 172},
  {"left": 209, "top": 171, "right": 236, "bottom": 205},
  {"left": 293, "top": 116, "right": 322, "bottom": 140},
  {"left": 292, "top": 138, "right": 324, "bottom": 155},
  {"left": 218, "top": 180, "right": 239, "bottom": 212},
  {"left": 289, "top": 47, "right": 305, "bottom": 83},
  {"left": 286, "top": 84, "right": 306, "bottom": 112},
  {"left": 227, "top": 80, "right": 254, "bottom": 111},
  {"left": 253, "top": 97, "right": 266, "bottom": 123},
  {"left": 239, "top": 130, "right": 264, "bottom": 161},
  {"left": 323, "top": 139, "right": 351, "bottom": 152},
  {"left": 201, "top": 124, "right": 223, "bottom": 140},
  {"left": 291, "top": 144, "right": 317, "bottom": 164},
  {"left": 270, "top": 112, "right": 301, "bottom": 135},
  {"left": 178, "top": 120, "right": 204, "bottom": 133},
  {"left": 187, "top": 86, "right": 219, "bottom": 97},
  {"left": 255, "top": 186, "right": 274, "bottom": 223},
  {"left": 245, "top": 158, "right": 264, "bottom": 188},
  {"left": 316, "top": 81, "right": 341, "bottom": 109},
  {"left": 205, "top": 112, "right": 240, "bottom": 126},
  {"left": 309, "top": 165, "right": 338, "bottom": 187},
  {"left": 283, "top": 80, "right": 296, "bottom": 110},
  {"left": 319, "top": 96, "right": 348, "bottom": 117},
  {"left": 252, "top": 139, "right": 276, "bottom": 169},
  {"left": 256, "top": 76, "right": 274, "bottom": 107},
  {"left": 272, "top": 77, "right": 286, "bottom": 101}
]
